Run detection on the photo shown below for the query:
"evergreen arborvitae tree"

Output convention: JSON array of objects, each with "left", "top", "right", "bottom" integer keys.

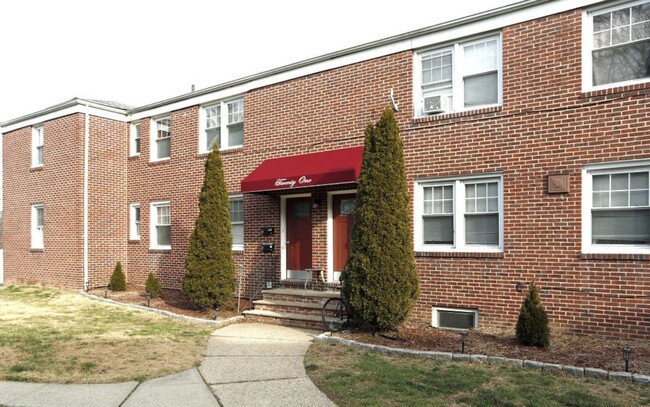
[
  {"left": 182, "top": 147, "right": 235, "bottom": 310},
  {"left": 109, "top": 262, "right": 126, "bottom": 291},
  {"left": 515, "top": 282, "right": 550, "bottom": 347},
  {"left": 145, "top": 272, "right": 163, "bottom": 298},
  {"left": 341, "top": 108, "right": 420, "bottom": 330}
]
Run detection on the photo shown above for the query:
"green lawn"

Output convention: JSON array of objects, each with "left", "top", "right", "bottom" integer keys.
[
  {"left": 0, "top": 285, "right": 213, "bottom": 383},
  {"left": 306, "top": 342, "right": 650, "bottom": 407}
]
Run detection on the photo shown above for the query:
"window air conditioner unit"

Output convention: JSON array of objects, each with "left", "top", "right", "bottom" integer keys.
[{"left": 423, "top": 95, "right": 452, "bottom": 114}]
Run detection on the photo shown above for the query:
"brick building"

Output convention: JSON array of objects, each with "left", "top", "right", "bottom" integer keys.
[{"left": 1, "top": 0, "right": 649, "bottom": 338}]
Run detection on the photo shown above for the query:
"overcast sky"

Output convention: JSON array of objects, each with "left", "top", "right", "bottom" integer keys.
[{"left": 0, "top": 0, "right": 520, "bottom": 122}]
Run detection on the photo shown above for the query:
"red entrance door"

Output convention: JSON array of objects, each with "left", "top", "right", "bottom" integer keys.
[
  {"left": 286, "top": 197, "right": 312, "bottom": 275},
  {"left": 333, "top": 194, "right": 356, "bottom": 280}
]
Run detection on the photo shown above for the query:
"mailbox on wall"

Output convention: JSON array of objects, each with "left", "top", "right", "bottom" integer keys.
[
  {"left": 260, "top": 243, "right": 275, "bottom": 253},
  {"left": 260, "top": 227, "right": 274, "bottom": 236}
]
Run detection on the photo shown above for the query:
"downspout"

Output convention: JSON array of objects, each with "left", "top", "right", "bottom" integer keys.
[{"left": 83, "top": 103, "right": 89, "bottom": 291}]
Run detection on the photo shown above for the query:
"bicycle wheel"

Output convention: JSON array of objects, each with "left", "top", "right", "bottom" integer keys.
[{"left": 322, "top": 297, "right": 349, "bottom": 332}]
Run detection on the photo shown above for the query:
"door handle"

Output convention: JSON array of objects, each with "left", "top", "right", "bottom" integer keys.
[{"left": 285, "top": 240, "right": 290, "bottom": 244}]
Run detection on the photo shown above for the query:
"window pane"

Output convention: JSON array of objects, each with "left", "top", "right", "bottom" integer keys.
[
  {"left": 157, "top": 225, "right": 171, "bottom": 246},
  {"left": 612, "top": 191, "right": 628, "bottom": 206},
  {"left": 593, "top": 191, "right": 609, "bottom": 207},
  {"left": 424, "top": 187, "right": 432, "bottom": 201},
  {"left": 228, "top": 100, "right": 244, "bottom": 123},
  {"left": 227, "top": 123, "right": 243, "bottom": 147},
  {"left": 438, "top": 310, "right": 475, "bottom": 329},
  {"left": 135, "top": 137, "right": 140, "bottom": 154},
  {"left": 593, "top": 175, "right": 609, "bottom": 191},
  {"left": 465, "top": 213, "right": 499, "bottom": 245},
  {"left": 230, "top": 199, "right": 243, "bottom": 222},
  {"left": 633, "top": 3, "right": 650, "bottom": 23},
  {"left": 36, "top": 207, "right": 44, "bottom": 227},
  {"left": 631, "top": 172, "right": 649, "bottom": 189},
  {"left": 612, "top": 8, "right": 630, "bottom": 28},
  {"left": 205, "top": 106, "right": 220, "bottom": 128},
  {"left": 424, "top": 201, "right": 433, "bottom": 214},
  {"left": 592, "top": 209, "right": 649, "bottom": 244},
  {"left": 592, "top": 40, "right": 650, "bottom": 86},
  {"left": 232, "top": 224, "right": 244, "bottom": 246},
  {"left": 156, "top": 119, "right": 171, "bottom": 139},
  {"left": 488, "top": 197, "right": 498, "bottom": 212},
  {"left": 464, "top": 39, "right": 497, "bottom": 74},
  {"left": 464, "top": 72, "right": 498, "bottom": 107},
  {"left": 630, "top": 190, "right": 649, "bottom": 206},
  {"left": 157, "top": 138, "right": 170, "bottom": 159},
  {"left": 594, "top": 13, "right": 611, "bottom": 32},
  {"left": 206, "top": 128, "right": 220, "bottom": 150},
  {"left": 37, "top": 146, "right": 43, "bottom": 165},
  {"left": 611, "top": 173, "right": 628, "bottom": 190},
  {"left": 135, "top": 207, "right": 140, "bottom": 222},
  {"left": 423, "top": 216, "right": 453, "bottom": 245}
]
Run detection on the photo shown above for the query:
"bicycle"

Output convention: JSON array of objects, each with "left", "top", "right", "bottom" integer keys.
[{"left": 321, "top": 285, "right": 350, "bottom": 332}]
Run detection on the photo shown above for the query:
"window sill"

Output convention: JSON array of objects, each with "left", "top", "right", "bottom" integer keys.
[
  {"left": 415, "top": 251, "right": 503, "bottom": 259},
  {"left": 149, "top": 247, "right": 171, "bottom": 253},
  {"left": 128, "top": 154, "right": 140, "bottom": 160},
  {"left": 148, "top": 158, "right": 170, "bottom": 166},
  {"left": 30, "top": 248, "right": 44, "bottom": 252},
  {"left": 581, "top": 252, "right": 650, "bottom": 261},
  {"left": 128, "top": 238, "right": 141, "bottom": 243},
  {"left": 413, "top": 105, "right": 502, "bottom": 124},
  {"left": 30, "top": 166, "right": 44, "bottom": 172},
  {"left": 581, "top": 81, "right": 650, "bottom": 99},
  {"left": 197, "top": 146, "right": 244, "bottom": 158}
]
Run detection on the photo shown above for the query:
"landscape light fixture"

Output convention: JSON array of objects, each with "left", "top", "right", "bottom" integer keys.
[
  {"left": 623, "top": 347, "right": 631, "bottom": 372},
  {"left": 460, "top": 330, "right": 468, "bottom": 354},
  {"left": 146, "top": 292, "right": 152, "bottom": 307},
  {"left": 104, "top": 289, "right": 108, "bottom": 298}
]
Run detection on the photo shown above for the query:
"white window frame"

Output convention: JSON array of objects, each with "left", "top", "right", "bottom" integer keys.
[
  {"left": 230, "top": 195, "right": 244, "bottom": 251},
  {"left": 32, "top": 125, "right": 44, "bottom": 167},
  {"left": 582, "top": 159, "right": 650, "bottom": 254},
  {"left": 129, "top": 122, "right": 141, "bottom": 157},
  {"left": 31, "top": 204, "right": 44, "bottom": 249},
  {"left": 582, "top": 0, "right": 650, "bottom": 91},
  {"left": 150, "top": 116, "right": 171, "bottom": 162},
  {"left": 150, "top": 201, "right": 171, "bottom": 250},
  {"left": 129, "top": 203, "right": 141, "bottom": 240},
  {"left": 414, "top": 174, "right": 504, "bottom": 253},
  {"left": 413, "top": 33, "right": 502, "bottom": 117},
  {"left": 432, "top": 307, "right": 479, "bottom": 329},
  {"left": 199, "top": 98, "right": 244, "bottom": 153}
]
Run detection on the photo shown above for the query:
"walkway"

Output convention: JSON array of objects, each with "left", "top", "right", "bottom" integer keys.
[{"left": 0, "top": 323, "right": 335, "bottom": 407}]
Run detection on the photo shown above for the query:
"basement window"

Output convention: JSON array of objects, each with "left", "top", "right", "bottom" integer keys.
[{"left": 432, "top": 307, "right": 478, "bottom": 329}]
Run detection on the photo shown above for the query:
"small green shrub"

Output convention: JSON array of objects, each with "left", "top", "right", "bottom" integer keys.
[
  {"left": 515, "top": 282, "right": 550, "bottom": 347},
  {"left": 109, "top": 262, "right": 126, "bottom": 291},
  {"left": 145, "top": 273, "right": 163, "bottom": 298}
]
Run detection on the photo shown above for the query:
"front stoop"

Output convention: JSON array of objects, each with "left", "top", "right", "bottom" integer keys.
[{"left": 244, "top": 288, "right": 340, "bottom": 330}]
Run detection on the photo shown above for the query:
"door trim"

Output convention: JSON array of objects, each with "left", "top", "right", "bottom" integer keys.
[
  {"left": 280, "top": 193, "right": 311, "bottom": 280},
  {"left": 327, "top": 189, "right": 357, "bottom": 282}
]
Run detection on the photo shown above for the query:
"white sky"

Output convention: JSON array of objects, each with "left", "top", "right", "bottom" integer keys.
[{"left": 0, "top": 0, "right": 520, "bottom": 122}]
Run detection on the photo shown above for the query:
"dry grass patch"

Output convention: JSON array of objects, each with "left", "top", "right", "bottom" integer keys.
[{"left": 0, "top": 285, "right": 212, "bottom": 383}]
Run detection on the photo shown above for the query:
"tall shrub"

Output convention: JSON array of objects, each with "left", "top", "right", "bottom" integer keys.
[
  {"left": 109, "top": 262, "right": 126, "bottom": 291},
  {"left": 341, "top": 108, "right": 419, "bottom": 330},
  {"left": 515, "top": 282, "right": 550, "bottom": 347},
  {"left": 182, "top": 147, "right": 235, "bottom": 310}
]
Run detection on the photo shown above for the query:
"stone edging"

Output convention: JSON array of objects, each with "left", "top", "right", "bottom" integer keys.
[
  {"left": 79, "top": 290, "right": 244, "bottom": 328},
  {"left": 315, "top": 333, "right": 650, "bottom": 386}
]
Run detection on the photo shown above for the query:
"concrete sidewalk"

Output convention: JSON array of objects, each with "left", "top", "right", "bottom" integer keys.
[{"left": 0, "top": 323, "right": 335, "bottom": 407}]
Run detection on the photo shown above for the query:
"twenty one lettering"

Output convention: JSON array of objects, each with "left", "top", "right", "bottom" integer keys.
[{"left": 275, "top": 176, "right": 313, "bottom": 188}]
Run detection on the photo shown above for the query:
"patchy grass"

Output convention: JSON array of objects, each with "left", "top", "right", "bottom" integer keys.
[
  {"left": 305, "top": 342, "right": 650, "bottom": 407},
  {"left": 0, "top": 285, "right": 213, "bottom": 383}
]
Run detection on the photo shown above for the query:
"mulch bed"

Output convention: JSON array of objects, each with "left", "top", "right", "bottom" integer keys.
[
  {"left": 87, "top": 288, "right": 648, "bottom": 375},
  {"left": 87, "top": 287, "right": 249, "bottom": 320},
  {"left": 335, "top": 321, "right": 650, "bottom": 375}
]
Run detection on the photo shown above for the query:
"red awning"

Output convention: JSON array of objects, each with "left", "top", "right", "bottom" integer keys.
[{"left": 241, "top": 146, "right": 363, "bottom": 193}]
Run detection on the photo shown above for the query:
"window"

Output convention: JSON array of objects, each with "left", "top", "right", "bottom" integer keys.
[
  {"left": 150, "top": 201, "right": 171, "bottom": 249},
  {"left": 130, "top": 204, "right": 141, "bottom": 240},
  {"left": 130, "top": 122, "right": 141, "bottom": 156},
  {"left": 583, "top": 161, "right": 650, "bottom": 253},
  {"left": 230, "top": 196, "right": 244, "bottom": 250},
  {"left": 150, "top": 117, "right": 171, "bottom": 161},
  {"left": 414, "top": 175, "right": 503, "bottom": 252},
  {"left": 432, "top": 307, "right": 478, "bottom": 329},
  {"left": 585, "top": 1, "right": 650, "bottom": 89},
  {"left": 415, "top": 35, "right": 501, "bottom": 116},
  {"left": 199, "top": 98, "right": 244, "bottom": 153},
  {"left": 32, "top": 125, "right": 44, "bottom": 167},
  {"left": 31, "top": 204, "right": 44, "bottom": 249}
]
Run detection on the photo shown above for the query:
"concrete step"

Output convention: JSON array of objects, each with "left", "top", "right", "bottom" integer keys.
[
  {"left": 260, "top": 289, "right": 340, "bottom": 306},
  {"left": 253, "top": 299, "right": 325, "bottom": 317},
  {"left": 243, "top": 309, "right": 326, "bottom": 331}
]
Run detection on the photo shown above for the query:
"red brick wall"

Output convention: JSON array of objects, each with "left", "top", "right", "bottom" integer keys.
[
  {"left": 87, "top": 116, "right": 128, "bottom": 288},
  {"left": 3, "top": 114, "right": 85, "bottom": 288}
]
